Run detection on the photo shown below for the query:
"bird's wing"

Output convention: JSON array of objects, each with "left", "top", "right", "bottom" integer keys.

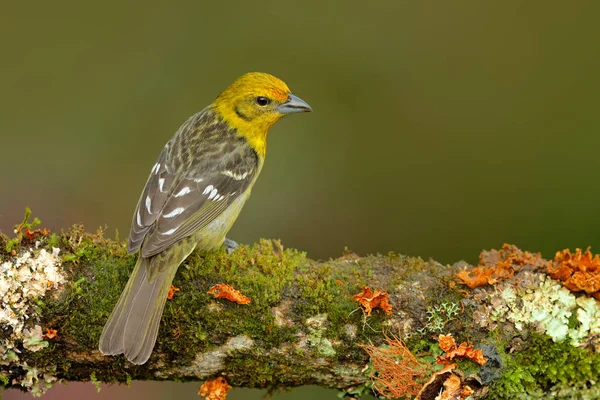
[
  {"left": 128, "top": 147, "right": 172, "bottom": 254},
  {"left": 139, "top": 161, "right": 257, "bottom": 258},
  {"left": 127, "top": 113, "right": 259, "bottom": 257}
]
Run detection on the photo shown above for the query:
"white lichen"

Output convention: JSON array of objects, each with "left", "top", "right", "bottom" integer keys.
[
  {"left": 1, "top": 246, "right": 65, "bottom": 396},
  {"left": 488, "top": 274, "right": 600, "bottom": 347},
  {"left": 1, "top": 247, "right": 64, "bottom": 339}
]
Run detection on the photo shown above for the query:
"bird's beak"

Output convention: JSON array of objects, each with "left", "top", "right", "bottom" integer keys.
[{"left": 278, "top": 94, "right": 312, "bottom": 114}]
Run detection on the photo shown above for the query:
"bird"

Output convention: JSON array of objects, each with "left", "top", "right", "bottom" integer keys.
[{"left": 99, "top": 72, "right": 312, "bottom": 364}]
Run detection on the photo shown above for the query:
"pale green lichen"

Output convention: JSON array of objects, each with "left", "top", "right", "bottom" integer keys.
[
  {"left": 19, "top": 364, "right": 58, "bottom": 397},
  {"left": 486, "top": 274, "right": 600, "bottom": 347},
  {"left": 418, "top": 301, "right": 460, "bottom": 334},
  {"left": 307, "top": 328, "right": 336, "bottom": 357},
  {"left": 22, "top": 326, "right": 49, "bottom": 352},
  {"left": 305, "top": 314, "right": 336, "bottom": 357}
]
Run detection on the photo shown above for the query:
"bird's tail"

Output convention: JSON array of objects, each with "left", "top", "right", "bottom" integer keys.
[{"left": 98, "top": 255, "right": 179, "bottom": 365}]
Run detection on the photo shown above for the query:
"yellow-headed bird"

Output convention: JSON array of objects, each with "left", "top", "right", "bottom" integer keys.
[{"left": 99, "top": 72, "right": 311, "bottom": 364}]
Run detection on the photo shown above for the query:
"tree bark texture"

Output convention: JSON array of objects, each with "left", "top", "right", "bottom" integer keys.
[{"left": 1, "top": 224, "right": 599, "bottom": 399}]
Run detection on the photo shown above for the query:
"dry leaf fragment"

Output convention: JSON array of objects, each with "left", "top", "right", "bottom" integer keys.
[
  {"left": 417, "top": 364, "right": 477, "bottom": 400},
  {"left": 208, "top": 284, "right": 251, "bottom": 305},
  {"left": 198, "top": 377, "right": 232, "bottom": 400},
  {"left": 416, "top": 364, "right": 456, "bottom": 400},
  {"left": 353, "top": 286, "right": 393, "bottom": 315},
  {"left": 167, "top": 285, "right": 180, "bottom": 300},
  {"left": 438, "top": 373, "right": 462, "bottom": 400},
  {"left": 43, "top": 328, "right": 58, "bottom": 339}
]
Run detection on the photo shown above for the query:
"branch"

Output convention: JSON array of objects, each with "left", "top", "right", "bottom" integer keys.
[{"left": 1, "top": 223, "right": 600, "bottom": 399}]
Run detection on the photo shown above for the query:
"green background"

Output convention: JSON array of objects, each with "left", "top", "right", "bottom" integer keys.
[{"left": 2, "top": 1, "right": 599, "bottom": 399}]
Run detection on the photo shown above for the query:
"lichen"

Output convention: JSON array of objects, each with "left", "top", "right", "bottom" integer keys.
[
  {"left": 417, "top": 302, "right": 460, "bottom": 334},
  {"left": 22, "top": 326, "right": 49, "bottom": 352},
  {"left": 548, "top": 247, "right": 600, "bottom": 300},
  {"left": 0, "top": 246, "right": 65, "bottom": 341},
  {"left": 0, "top": 239, "right": 65, "bottom": 396},
  {"left": 18, "top": 364, "right": 58, "bottom": 397},
  {"left": 304, "top": 315, "right": 336, "bottom": 357},
  {"left": 476, "top": 273, "right": 600, "bottom": 347}
]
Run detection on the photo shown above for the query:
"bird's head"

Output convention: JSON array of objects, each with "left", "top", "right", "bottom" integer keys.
[{"left": 214, "top": 72, "right": 311, "bottom": 145}]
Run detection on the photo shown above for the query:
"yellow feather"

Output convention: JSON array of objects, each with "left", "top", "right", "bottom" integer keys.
[{"left": 213, "top": 72, "right": 292, "bottom": 158}]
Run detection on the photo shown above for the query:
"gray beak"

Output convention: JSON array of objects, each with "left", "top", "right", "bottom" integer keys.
[{"left": 278, "top": 94, "right": 312, "bottom": 114}]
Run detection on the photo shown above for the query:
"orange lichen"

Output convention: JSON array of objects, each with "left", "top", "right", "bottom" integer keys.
[
  {"left": 460, "top": 385, "right": 475, "bottom": 398},
  {"left": 198, "top": 377, "right": 232, "bottom": 400},
  {"left": 207, "top": 284, "right": 251, "bottom": 305},
  {"left": 455, "top": 267, "right": 499, "bottom": 288},
  {"left": 24, "top": 228, "right": 50, "bottom": 240},
  {"left": 456, "top": 244, "right": 544, "bottom": 288},
  {"left": 548, "top": 247, "right": 600, "bottom": 300},
  {"left": 361, "top": 334, "right": 427, "bottom": 398},
  {"left": 43, "top": 328, "right": 58, "bottom": 339},
  {"left": 353, "top": 286, "right": 393, "bottom": 316},
  {"left": 167, "top": 285, "right": 180, "bottom": 300},
  {"left": 436, "top": 334, "right": 487, "bottom": 366},
  {"left": 438, "top": 334, "right": 456, "bottom": 352},
  {"left": 335, "top": 279, "right": 343, "bottom": 285}
]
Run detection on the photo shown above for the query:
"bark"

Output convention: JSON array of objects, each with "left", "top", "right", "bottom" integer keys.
[{"left": 1, "top": 225, "right": 599, "bottom": 399}]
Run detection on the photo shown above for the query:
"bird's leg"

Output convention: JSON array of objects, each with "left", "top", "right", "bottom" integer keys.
[{"left": 223, "top": 238, "right": 239, "bottom": 255}]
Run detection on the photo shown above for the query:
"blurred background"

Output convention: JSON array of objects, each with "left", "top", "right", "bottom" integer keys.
[{"left": 2, "top": 1, "right": 599, "bottom": 399}]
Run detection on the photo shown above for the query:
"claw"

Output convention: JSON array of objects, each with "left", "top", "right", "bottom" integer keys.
[{"left": 223, "top": 238, "right": 239, "bottom": 255}]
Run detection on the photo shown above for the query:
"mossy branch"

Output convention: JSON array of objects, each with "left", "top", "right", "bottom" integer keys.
[{"left": 1, "top": 224, "right": 600, "bottom": 399}]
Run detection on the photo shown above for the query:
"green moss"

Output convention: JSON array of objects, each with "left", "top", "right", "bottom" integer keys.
[
  {"left": 54, "top": 236, "right": 134, "bottom": 350},
  {"left": 454, "top": 357, "right": 482, "bottom": 376},
  {"left": 2, "top": 207, "right": 43, "bottom": 253},
  {"left": 488, "top": 333, "right": 600, "bottom": 399},
  {"left": 90, "top": 372, "right": 101, "bottom": 392},
  {"left": 155, "top": 240, "right": 307, "bottom": 364},
  {"left": 226, "top": 350, "right": 287, "bottom": 387},
  {"left": 294, "top": 262, "right": 359, "bottom": 333}
]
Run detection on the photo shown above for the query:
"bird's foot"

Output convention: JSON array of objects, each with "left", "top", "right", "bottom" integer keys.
[{"left": 223, "top": 238, "right": 239, "bottom": 255}]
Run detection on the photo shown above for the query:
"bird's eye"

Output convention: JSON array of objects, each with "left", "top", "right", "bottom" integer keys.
[{"left": 255, "top": 96, "right": 270, "bottom": 106}]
